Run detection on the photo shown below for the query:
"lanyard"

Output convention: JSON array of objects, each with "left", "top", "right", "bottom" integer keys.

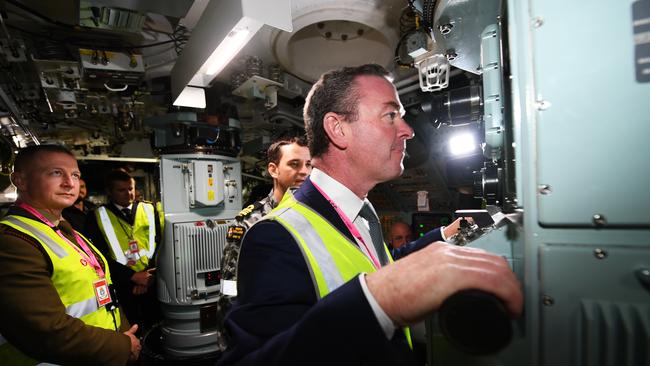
[
  {"left": 17, "top": 201, "right": 105, "bottom": 278},
  {"left": 311, "top": 182, "right": 381, "bottom": 269}
]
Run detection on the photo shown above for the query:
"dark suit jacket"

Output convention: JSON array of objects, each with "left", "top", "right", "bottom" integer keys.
[{"left": 218, "top": 177, "right": 440, "bottom": 366}]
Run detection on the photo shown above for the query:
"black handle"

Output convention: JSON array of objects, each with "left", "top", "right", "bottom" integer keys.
[{"left": 438, "top": 289, "right": 513, "bottom": 355}]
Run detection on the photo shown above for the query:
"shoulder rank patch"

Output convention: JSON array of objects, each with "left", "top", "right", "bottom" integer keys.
[
  {"left": 226, "top": 225, "right": 246, "bottom": 241},
  {"left": 235, "top": 204, "right": 256, "bottom": 221},
  {"left": 235, "top": 201, "right": 264, "bottom": 221}
]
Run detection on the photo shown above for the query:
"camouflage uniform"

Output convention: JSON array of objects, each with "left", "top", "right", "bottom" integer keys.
[{"left": 215, "top": 190, "right": 277, "bottom": 351}]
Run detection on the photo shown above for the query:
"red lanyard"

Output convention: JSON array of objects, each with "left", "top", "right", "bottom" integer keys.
[
  {"left": 311, "top": 182, "right": 381, "bottom": 269},
  {"left": 17, "top": 201, "right": 105, "bottom": 278}
]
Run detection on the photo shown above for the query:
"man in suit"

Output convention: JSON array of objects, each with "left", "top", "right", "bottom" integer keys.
[
  {"left": 389, "top": 217, "right": 468, "bottom": 253},
  {"left": 86, "top": 169, "right": 162, "bottom": 334},
  {"left": 218, "top": 64, "right": 522, "bottom": 365}
]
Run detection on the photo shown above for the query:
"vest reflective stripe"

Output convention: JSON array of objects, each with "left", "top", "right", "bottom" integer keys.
[
  {"left": 2, "top": 217, "right": 68, "bottom": 258},
  {"left": 274, "top": 208, "right": 343, "bottom": 299},
  {"left": 97, "top": 207, "right": 128, "bottom": 265},
  {"left": 142, "top": 203, "right": 156, "bottom": 258},
  {"left": 66, "top": 296, "right": 99, "bottom": 319}
]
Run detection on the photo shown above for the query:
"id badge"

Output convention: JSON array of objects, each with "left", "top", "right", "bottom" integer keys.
[
  {"left": 128, "top": 240, "right": 139, "bottom": 254},
  {"left": 93, "top": 278, "right": 112, "bottom": 307}
]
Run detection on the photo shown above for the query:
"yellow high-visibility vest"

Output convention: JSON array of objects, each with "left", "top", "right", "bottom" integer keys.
[
  {"left": 95, "top": 202, "right": 156, "bottom": 272},
  {"left": 0, "top": 215, "right": 121, "bottom": 365},
  {"left": 264, "top": 193, "right": 412, "bottom": 349}
]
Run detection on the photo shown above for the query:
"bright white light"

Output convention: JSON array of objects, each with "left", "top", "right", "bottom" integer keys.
[
  {"left": 449, "top": 133, "right": 477, "bottom": 156},
  {"left": 205, "top": 28, "right": 251, "bottom": 76},
  {"left": 173, "top": 86, "right": 206, "bottom": 108}
]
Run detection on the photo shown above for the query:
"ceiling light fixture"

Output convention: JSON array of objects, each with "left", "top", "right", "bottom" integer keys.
[{"left": 171, "top": 0, "right": 292, "bottom": 108}]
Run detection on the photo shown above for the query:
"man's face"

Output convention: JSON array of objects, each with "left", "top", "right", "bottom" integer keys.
[
  {"left": 12, "top": 152, "right": 80, "bottom": 211},
  {"left": 107, "top": 178, "right": 135, "bottom": 207},
  {"left": 390, "top": 222, "right": 413, "bottom": 249},
  {"left": 78, "top": 178, "right": 87, "bottom": 200},
  {"left": 268, "top": 143, "right": 312, "bottom": 192},
  {"left": 346, "top": 75, "right": 414, "bottom": 184}
]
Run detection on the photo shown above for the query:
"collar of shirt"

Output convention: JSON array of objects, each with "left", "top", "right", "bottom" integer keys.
[
  {"left": 113, "top": 203, "right": 133, "bottom": 211},
  {"left": 310, "top": 168, "right": 366, "bottom": 222},
  {"left": 265, "top": 189, "right": 277, "bottom": 208},
  {"left": 36, "top": 208, "right": 61, "bottom": 227}
]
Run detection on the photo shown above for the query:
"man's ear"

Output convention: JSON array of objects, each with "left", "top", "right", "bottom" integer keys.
[
  {"left": 267, "top": 162, "right": 279, "bottom": 179},
  {"left": 10, "top": 171, "right": 26, "bottom": 192},
  {"left": 323, "top": 112, "right": 348, "bottom": 150}
]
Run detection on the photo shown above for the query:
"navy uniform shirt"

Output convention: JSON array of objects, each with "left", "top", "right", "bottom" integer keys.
[{"left": 215, "top": 189, "right": 277, "bottom": 351}]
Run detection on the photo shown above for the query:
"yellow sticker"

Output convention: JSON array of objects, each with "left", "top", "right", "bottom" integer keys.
[
  {"left": 208, "top": 178, "right": 214, "bottom": 186},
  {"left": 79, "top": 48, "right": 115, "bottom": 58},
  {"left": 208, "top": 190, "right": 215, "bottom": 201}
]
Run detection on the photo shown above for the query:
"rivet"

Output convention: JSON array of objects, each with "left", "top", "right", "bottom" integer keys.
[
  {"left": 592, "top": 214, "right": 607, "bottom": 227},
  {"left": 542, "top": 295, "right": 554, "bottom": 306},
  {"left": 538, "top": 184, "right": 552, "bottom": 195},
  {"left": 536, "top": 100, "right": 551, "bottom": 110},
  {"left": 594, "top": 248, "right": 607, "bottom": 259}
]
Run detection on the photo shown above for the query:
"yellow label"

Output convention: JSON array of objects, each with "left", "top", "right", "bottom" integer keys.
[
  {"left": 207, "top": 190, "right": 215, "bottom": 201},
  {"left": 79, "top": 48, "right": 116, "bottom": 58}
]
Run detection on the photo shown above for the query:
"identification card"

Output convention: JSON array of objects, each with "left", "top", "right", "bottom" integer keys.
[
  {"left": 93, "top": 278, "right": 112, "bottom": 307},
  {"left": 128, "top": 240, "right": 139, "bottom": 254},
  {"left": 220, "top": 279, "right": 238, "bottom": 296}
]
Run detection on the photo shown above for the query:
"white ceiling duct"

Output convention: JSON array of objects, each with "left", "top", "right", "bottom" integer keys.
[{"left": 259, "top": 0, "right": 404, "bottom": 82}]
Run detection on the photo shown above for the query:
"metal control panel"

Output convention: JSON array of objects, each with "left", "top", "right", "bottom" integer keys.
[{"left": 190, "top": 160, "right": 224, "bottom": 207}]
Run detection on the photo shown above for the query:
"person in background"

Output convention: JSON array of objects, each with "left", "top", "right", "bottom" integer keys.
[
  {"left": 0, "top": 144, "right": 139, "bottom": 365},
  {"left": 218, "top": 64, "right": 522, "bottom": 365},
  {"left": 215, "top": 135, "right": 312, "bottom": 351},
  {"left": 86, "top": 169, "right": 162, "bottom": 334},
  {"left": 62, "top": 177, "right": 97, "bottom": 233},
  {"left": 389, "top": 217, "right": 469, "bottom": 251},
  {"left": 388, "top": 221, "right": 413, "bottom": 249}
]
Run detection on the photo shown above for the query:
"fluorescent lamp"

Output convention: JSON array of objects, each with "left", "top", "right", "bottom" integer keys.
[
  {"left": 449, "top": 133, "right": 477, "bottom": 156},
  {"left": 205, "top": 28, "right": 251, "bottom": 76},
  {"left": 171, "top": 0, "right": 292, "bottom": 108},
  {"left": 174, "top": 86, "right": 206, "bottom": 109}
]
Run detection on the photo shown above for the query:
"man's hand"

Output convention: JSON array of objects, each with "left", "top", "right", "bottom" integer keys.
[
  {"left": 443, "top": 217, "right": 474, "bottom": 238},
  {"left": 365, "top": 242, "right": 522, "bottom": 326},
  {"left": 131, "top": 270, "right": 153, "bottom": 287},
  {"left": 132, "top": 284, "right": 148, "bottom": 295},
  {"left": 123, "top": 324, "right": 141, "bottom": 362}
]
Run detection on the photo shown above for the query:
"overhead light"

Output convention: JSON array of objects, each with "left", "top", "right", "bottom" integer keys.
[
  {"left": 205, "top": 28, "right": 251, "bottom": 76},
  {"left": 449, "top": 132, "right": 477, "bottom": 156},
  {"left": 171, "top": 0, "right": 292, "bottom": 109},
  {"left": 174, "top": 87, "right": 206, "bottom": 109}
]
